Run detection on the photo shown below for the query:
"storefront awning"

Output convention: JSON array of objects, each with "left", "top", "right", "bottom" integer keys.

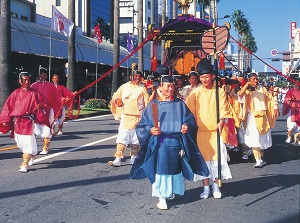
[{"left": 10, "top": 18, "right": 147, "bottom": 69}]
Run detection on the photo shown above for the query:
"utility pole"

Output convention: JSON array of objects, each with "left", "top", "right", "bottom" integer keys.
[{"left": 137, "top": 0, "right": 144, "bottom": 72}]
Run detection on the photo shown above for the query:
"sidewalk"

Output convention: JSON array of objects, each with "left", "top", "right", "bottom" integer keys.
[{"left": 75, "top": 105, "right": 111, "bottom": 119}]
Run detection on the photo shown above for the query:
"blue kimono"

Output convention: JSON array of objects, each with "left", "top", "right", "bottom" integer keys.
[{"left": 130, "top": 98, "right": 209, "bottom": 190}]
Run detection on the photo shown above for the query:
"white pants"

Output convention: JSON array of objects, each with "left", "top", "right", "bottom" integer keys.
[
  {"left": 287, "top": 110, "right": 300, "bottom": 133},
  {"left": 194, "top": 138, "right": 232, "bottom": 182},
  {"left": 116, "top": 125, "right": 139, "bottom": 146},
  {"left": 14, "top": 131, "right": 38, "bottom": 155},
  {"left": 54, "top": 106, "right": 66, "bottom": 127},
  {"left": 244, "top": 112, "right": 272, "bottom": 150}
]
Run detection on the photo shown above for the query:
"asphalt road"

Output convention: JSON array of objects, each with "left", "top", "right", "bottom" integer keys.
[{"left": 0, "top": 109, "right": 299, "bottom": 223}]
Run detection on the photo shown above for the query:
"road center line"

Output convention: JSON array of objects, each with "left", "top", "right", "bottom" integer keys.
[{"left": 32, "top": 135, "right": 117, "bottom": 164}]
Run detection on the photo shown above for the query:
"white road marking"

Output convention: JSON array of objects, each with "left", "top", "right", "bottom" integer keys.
[
  {"left": 32, "top": 135, "right": 117, "bottom": 164},
  {"left": 71, "top": 114, "right": 113, "bottom": 122}
]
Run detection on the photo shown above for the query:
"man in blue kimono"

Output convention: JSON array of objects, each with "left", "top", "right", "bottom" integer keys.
[{"left": 130, "top": 76, "right": 209, "bottom": 210}]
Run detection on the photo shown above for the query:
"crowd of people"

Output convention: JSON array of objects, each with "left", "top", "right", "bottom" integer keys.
[
  {"left": 107, "top": 57, "right": 300, "bottom": 210},
  {"left": 1, "top": 58, "right": 299, "bottom": 210},
  {"left": 0, "top": 68, "right": 75, "bottom": 173}
]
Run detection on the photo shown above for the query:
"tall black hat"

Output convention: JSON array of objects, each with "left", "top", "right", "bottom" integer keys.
[
  {"left": 39, "top": 67, "right": 48, "bottom": 74},
  {"left": 196, "top": 58, "right": 213, "bottom": 75},
  {"left": 161, "top": 75, "right": 174, "bottom": 83}
]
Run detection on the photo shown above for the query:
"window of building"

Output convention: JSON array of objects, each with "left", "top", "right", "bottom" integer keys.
[
  {"left": 21, "top": 16, "right": 28, "bottom": 21},
  {"left": 56, "top": 0, "right": 61, "bottom": 6},
  {"left": 148, "top": 1, "right": 151, "bottom": 10},
  {"left": 11, "top": 12, "right": 18, "bottom": 19},
  {"left": 119, "top": 17, "right": 133, "bottom": 24},
  {"left": 120, "top": 34, "right": 127, "bottom": 48}
]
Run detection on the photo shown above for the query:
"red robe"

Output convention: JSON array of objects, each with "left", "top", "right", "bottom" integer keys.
[
  {"left": 282, "top": 88, "right": 300, "bottom": 126},
  {"left": 0, "top": 87, "right": 49, "bottom": 135},
  {"left": 54, "top": 84, "right": 73, "bottom": 117},
  {"left": 31, "top": 81, "right": 61, "bottom": 115}
]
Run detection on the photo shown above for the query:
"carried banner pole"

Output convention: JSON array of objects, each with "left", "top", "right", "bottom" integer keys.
[
  {"left": 95, "top": 43, "right": 99, "bottom": 98},
  {"left": 48, "top": 29, "right": 52, "bottom": 81}
]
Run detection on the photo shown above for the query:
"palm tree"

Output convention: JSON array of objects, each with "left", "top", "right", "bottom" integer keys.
[
  {"left": 0, "top": 0, "right": 11, "bottom": 109},
  {"left": 243, "top": 32, "right": 257, "bottom": 71},
  {"left": 231, "top": 10, "right": 258, "bottom": 73},
  {"left": 231, "top": 10, "right": 252, "bottom": 73},
  {"left": 67, "top": 0, "right": 76, "bottom": 92},
  {"left": 111, "top": 0, "right": 120, "bottom": 98}
]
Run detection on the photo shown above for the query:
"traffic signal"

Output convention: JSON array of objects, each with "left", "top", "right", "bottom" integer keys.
[
  {"left": 283, "top": 51, "right": 290, "bottom": 61},
  {"left": 272, "top": 58, "right": 281, "bottom": 61}
]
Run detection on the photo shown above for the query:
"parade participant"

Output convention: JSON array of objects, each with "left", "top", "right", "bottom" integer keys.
[
  {"left": 268, "top": 77, "right": 279, "bottom": 102},
  {"left": 280, "top": 86, "right": 289, "bottom": 104},
  {"left": 238, "top": 73, "right": 279, "bottom": 168},
  {"left": 0, "top": 72, "right": 49, "bottom": 172},
  {"left": 173, "top": 74, "right": 185, "bottom": 100},
  {"left": 52, "top": 74, "right": 75, "bottom": 135},
  {"left": 282, "top": 80, "right": 300, "bottom": 144},
  {"left": 130, "top": 75, "right": 209, "bottom": 210},
  {"left": 31, "top": 67, "right": 60, "bottom": 155},
  {"left": 186, "top": 58, "right": 232, "bottom": 199},
  {"left": 178, "top": 70, "right": 201, "bottom": 101},
  {"left": 108, "top": 70, "right": 155, "bottom": 167},
  {"left": 227, "top": 76, "right": 252, "bottom": 160}
]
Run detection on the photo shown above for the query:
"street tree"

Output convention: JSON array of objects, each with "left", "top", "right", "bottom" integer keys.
[
  {"left": 243, "top": 32, "right": 257, "bottom": 71},
  {"left": 231, "top": 10, "right": 250, "bottom": 70},
  {"left": 0, "top": 0, "right": 12, "bottom": 109},
  {"left": 111, "top": 0, "right": 120, "bottom": 98},
  {"left": 67, "top": 0, "right": 76, "bottom": 92},
  {"left": 232, "top": 10, "right": 257, "bottom": 73}
]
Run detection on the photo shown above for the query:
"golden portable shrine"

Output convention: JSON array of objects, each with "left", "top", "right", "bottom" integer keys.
[{"left": 147, "top": 0, "right": 230, "bottom": 77}]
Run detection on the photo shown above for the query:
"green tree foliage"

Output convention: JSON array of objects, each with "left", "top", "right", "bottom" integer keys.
[{"left": 231, "top": 10, "right": 258, "bottom": 72}]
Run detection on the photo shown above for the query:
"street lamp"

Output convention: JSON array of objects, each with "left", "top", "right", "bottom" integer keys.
[
  {"left": 216, "top": 14, "right": 230, "bottom": 27},
  {"left": 218, "top": 15, "right": 230, "bottom": 21}
]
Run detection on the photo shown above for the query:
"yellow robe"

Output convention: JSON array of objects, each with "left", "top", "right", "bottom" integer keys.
[
  {"left": 110, "top": 82, "right": 149, "bottom": 130},
  {"left": 242, "top": 85, "right": 278, "bottom": 135},
  {"left": 227, "top": 88, "right": 243, "bottom": 128},
  {"left": 186, "top": 85, "right": 231, "bottom": 161}
]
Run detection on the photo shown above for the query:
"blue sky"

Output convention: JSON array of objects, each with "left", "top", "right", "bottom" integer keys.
[{"left": 217, "top": 0, "right": 300, "bottom": 72}]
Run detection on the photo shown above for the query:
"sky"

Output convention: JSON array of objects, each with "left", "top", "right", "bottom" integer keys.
[{"left": 217, "top": 0, "right": 300, "bottom": 73}]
